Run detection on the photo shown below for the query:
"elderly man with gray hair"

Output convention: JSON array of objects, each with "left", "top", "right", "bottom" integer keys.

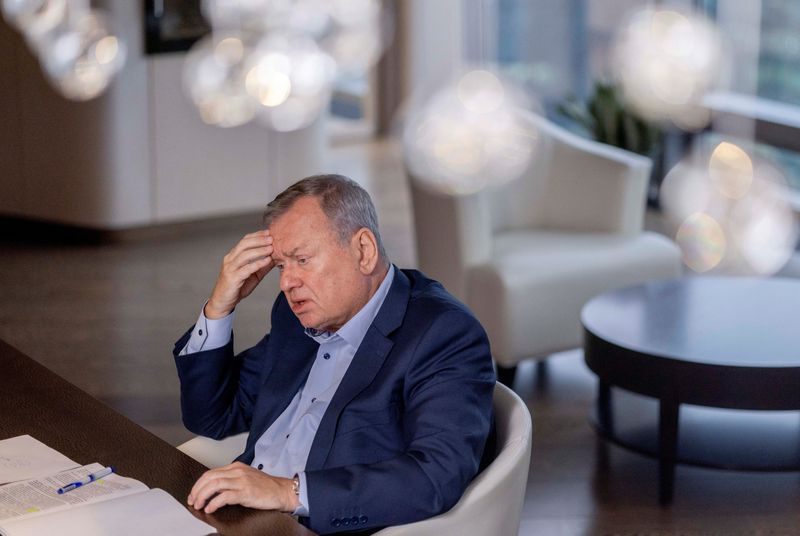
[{"left": 173, "top": 174, "right": 495, "bottom": 534}]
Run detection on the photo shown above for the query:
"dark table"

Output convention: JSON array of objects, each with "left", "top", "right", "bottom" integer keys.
[
  {"left": 0, "top": 339, "right": 314, "bottom": 536},
  {"left": 582, "top": 277, "right": 800, "bottom": 505}
]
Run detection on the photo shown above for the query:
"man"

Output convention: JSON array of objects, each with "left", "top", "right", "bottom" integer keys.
[{"left": 173, "top": 174, "right": 495, "bottom": 534}]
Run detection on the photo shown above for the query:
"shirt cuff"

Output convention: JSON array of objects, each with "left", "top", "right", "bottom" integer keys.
[
  {"left": 292, "top": 472, "right": 310, "bottom": 517},
  {"left": 178, "top": 303, "right": 235, "bottom": 356}
]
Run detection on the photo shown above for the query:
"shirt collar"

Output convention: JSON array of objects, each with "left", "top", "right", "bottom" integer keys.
[{"left": 304, "top": 265, "right": 395, "bottom": 350}]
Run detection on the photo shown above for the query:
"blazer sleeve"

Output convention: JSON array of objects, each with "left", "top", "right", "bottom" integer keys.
[
  {"left": 172, "top": 300, "right": 280, "bottom": 439},
  {"left": 304, "top": 308, "right": 496, "bottom": 533}
]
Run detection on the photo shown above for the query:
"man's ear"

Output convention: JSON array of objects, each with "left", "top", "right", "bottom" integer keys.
[{"left": 353, "top": 228, "right": 380, "bottom": 274}]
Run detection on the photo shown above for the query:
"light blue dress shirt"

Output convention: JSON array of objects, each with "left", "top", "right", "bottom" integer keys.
[{"left": 180, "top": 265, "right": 395, "bottom": 516}]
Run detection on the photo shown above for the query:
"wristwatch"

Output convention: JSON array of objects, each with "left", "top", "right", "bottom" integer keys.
[{"left": 292, "top": 474, "right": 300, "bottom": 497}]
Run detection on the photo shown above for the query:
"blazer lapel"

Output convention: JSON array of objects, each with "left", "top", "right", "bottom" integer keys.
[{"left": 305, "top": 268, "right": 411, "bottom": 471}]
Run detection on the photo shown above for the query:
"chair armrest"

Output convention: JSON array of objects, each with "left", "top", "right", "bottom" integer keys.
[
  {"left": 408, "top": 175, "right": 492, "bottom": 301},
  {"left": 176, "top": 432, "right": 248, "bottom": 469}
]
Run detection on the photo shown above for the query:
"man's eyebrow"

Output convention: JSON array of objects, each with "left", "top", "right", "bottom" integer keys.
[{"left": 272, "top": 246, "right": 303, "bottom": 261}]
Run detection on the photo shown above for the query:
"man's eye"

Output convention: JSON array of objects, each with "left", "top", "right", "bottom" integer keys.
[
  {"left": 298, "top": 257, "right": 308, "bottom": 265},
  {"left": 276, "top": 264, "right": 284, "bottom": 271}
]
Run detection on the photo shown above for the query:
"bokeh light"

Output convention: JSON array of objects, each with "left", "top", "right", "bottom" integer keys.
[
  {"left": 183, "top": 32, "right": 259, "bottom": 128},
  {"left": 201, "top": 0, "right": 274, "bottom": 33},
  {"left": 202, "top": 0, "right": 388, "bottom": 80},
  {"left": 729, "top": 167, "right": 798, "bottom": 275},
  {"left": 661, "top": 142, "right": 798, "bottom": 275},
  {"left": 2, "top": 0, "right": 69, "bottom": 49},
  {"left": 2, "top": 1, "right": 126, "bottom": 101},
  {"left": 246, "top": 33, "right": 335, "bottom": 131},
  {"left": 330, "top": 0, "right": 381, "bottom": 28},
  {"left": 37, "top": 9, "right": 126, "bottom": 101},
  {"left": 321, "top": 0, "right": 391, "bottom": 79},
  {"left": 403, "top": 69, "right": 538, "bottom": 196},
  {"left": 193, "top": 0, "right": 390, "bottom": 130},
  {"left": 708, "top": 141, "right": 753, "bottom": 199},
  {"left": 612, "top": 7, "right": 728, "bottom": 129},
  {"left": 675, "top": 212, "right": 726, "bottom": 272}
]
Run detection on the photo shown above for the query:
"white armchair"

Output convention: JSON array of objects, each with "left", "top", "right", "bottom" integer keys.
[
  {"left": 177, "top": 383, "right": 533, "bottom": 536},
  {"left": 177, "top": 432, "right": 248, "bottom": 469},
  {"left": 409, "top": 111, "right": 682, "bottom": 385},
  {"left": 375, "top": 382, "right": 532, "bottom": 536}
]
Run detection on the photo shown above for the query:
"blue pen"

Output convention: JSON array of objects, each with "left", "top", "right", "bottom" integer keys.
[{"left": 56, "top": 466, "right": 115, "bottom": 494}]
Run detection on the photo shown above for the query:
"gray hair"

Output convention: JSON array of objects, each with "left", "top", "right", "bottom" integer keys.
[{"left": 263, "top": 174, "right": 388, "bottom": 260}]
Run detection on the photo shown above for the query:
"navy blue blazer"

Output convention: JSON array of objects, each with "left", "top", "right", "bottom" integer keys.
[{"left": 173, "top": 268, "right": 495, "bottom": 534}]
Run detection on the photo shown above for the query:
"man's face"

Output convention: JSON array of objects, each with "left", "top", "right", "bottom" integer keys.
[{"left": 269, "top": 196, "right": 370, "bottom": 332}]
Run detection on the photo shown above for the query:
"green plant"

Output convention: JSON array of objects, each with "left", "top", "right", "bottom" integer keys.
[{"left": 557, "top": 81, "right": 660, "bottom": 156}]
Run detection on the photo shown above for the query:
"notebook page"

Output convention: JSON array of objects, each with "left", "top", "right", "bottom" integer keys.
[
  {"left": 0, "top": 436, "right": 78, "bottom": 485},
  {"left": 0, "top": 488, "right": 216, "bottom": 536}
]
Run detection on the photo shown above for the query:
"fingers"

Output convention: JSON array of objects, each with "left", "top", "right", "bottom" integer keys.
[
  {"left": 189, "top": 473, "right": 240, "bottom": 511},
  {"left": 203, "top": 490, "right": 237, "bottom": 514},
  {"left": 197, "top": 478, "right": 238, "bottom": 511},
  {"left": 206, "top": 231, "right": 274, "bottom": 318},
  {"left": 188, "top": 463, "right": 241, "bottom": 505},
  {"left": 227, "top": 232, "right": 272, "bottom": 263},
  {"left": 253, "top": 263, "right": 271, "bottom": 282},
  {"left": 225, "top": 243, "right": 273, "bottom": 274},
  {"left": 234, "top": 245, "right": 274, "bottom": 268}
]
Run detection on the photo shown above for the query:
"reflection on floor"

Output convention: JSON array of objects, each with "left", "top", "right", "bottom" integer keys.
[{"left": 1, "top": 139, "right": 799, "bottom": 535}]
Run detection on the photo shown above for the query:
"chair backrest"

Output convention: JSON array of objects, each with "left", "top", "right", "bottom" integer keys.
[
  {"left": 408, "top": 110, "right": 651, "bottom": 301},
  {"left": 485, "top": 112, "right": 650, "bottom": 235},
  {"left": 375, "top": 382, "right": 533, "bottom": 536}
]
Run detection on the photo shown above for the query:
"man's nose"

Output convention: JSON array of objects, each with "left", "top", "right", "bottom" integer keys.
[{"left": 279, "top": 267, "right": 301, "bottom": 293}]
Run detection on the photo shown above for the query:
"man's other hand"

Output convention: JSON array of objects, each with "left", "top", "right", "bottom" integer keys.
[
  {"left": 187, "top": 462, "right": 299, "bottom": 514},
  {"left": 205, "top": 230, "right": 274, "bottom": 319}
]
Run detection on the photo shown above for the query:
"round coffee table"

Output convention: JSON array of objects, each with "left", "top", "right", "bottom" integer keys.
[{"left": 582, "top": 277, "right": 800, "bottom": 505}]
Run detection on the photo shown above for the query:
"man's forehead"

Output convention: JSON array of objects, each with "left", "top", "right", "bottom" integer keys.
[
  {"left": 269, "top": 197, "right": 334, "bottom": 245},
  {"left": 270, "top": 233, "right": 312, "bottom": 258},
  {"left": 271, "top": 197, "right": 329, "bottom": 230}
]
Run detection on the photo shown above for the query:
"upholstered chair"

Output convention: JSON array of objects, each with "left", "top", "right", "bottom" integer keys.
[
  {"left": 177, "top": 383, "right": 533, "bottom": 536},
  {"left": 408, "top": 110, "right": 683, "bottom": 385}
]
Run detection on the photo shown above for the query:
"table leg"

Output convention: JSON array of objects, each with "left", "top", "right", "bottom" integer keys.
[
  {"left": 658, "top": 398, "right": 680, "bottom": 506},
  {"left": 597, "top": 381, "right": 613, "bottom": 435}
]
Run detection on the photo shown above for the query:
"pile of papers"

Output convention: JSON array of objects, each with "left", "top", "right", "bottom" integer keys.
[{"left": 0, "top": 435, "right": 215, "bottom": 536}]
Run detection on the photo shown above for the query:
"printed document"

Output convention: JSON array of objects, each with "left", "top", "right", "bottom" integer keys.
[{"left": 0, "top": 463, "right": 215, "bottom": 535}]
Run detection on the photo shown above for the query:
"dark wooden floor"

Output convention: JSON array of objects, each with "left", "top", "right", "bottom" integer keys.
[{"left": 2, "top": 140, "right": 800, "bottom": 535}]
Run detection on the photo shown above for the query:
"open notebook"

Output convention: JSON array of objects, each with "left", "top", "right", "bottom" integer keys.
[{"left": 0, "top": 462, "right": 215, "bottom": 536}]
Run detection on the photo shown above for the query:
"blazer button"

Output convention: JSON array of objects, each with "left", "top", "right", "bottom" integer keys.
[
  {"left": 359, "top": 515, "right": 368, "bottom": 524},
  {"left": 257, "top": 464, "right": 263, "bottom": 470},
  {"left": 333, "top": 518, "right": 342, "bottom": 527},
  {"left": 343, "top": 517, "right": 350, "bottom": 526},
  {"left": 350, "top": 516, "right": 359, "bottom": 525}
]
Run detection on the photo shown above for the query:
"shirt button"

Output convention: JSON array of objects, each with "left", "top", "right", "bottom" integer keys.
[
  {"left": 257, "top": 464, "right": 263, "bottom": 470},
  {"left": 286, "top": 433, "right": 290, "bottom": 438},
  {"left": 323, "top": 352, "right": 331, "bottom": 359},
  {"left": 311, "top": 397, "right": 317, "bottom": 403},
  {"left": 198, "top": 329, "right": 203, "bottom": 336}
]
